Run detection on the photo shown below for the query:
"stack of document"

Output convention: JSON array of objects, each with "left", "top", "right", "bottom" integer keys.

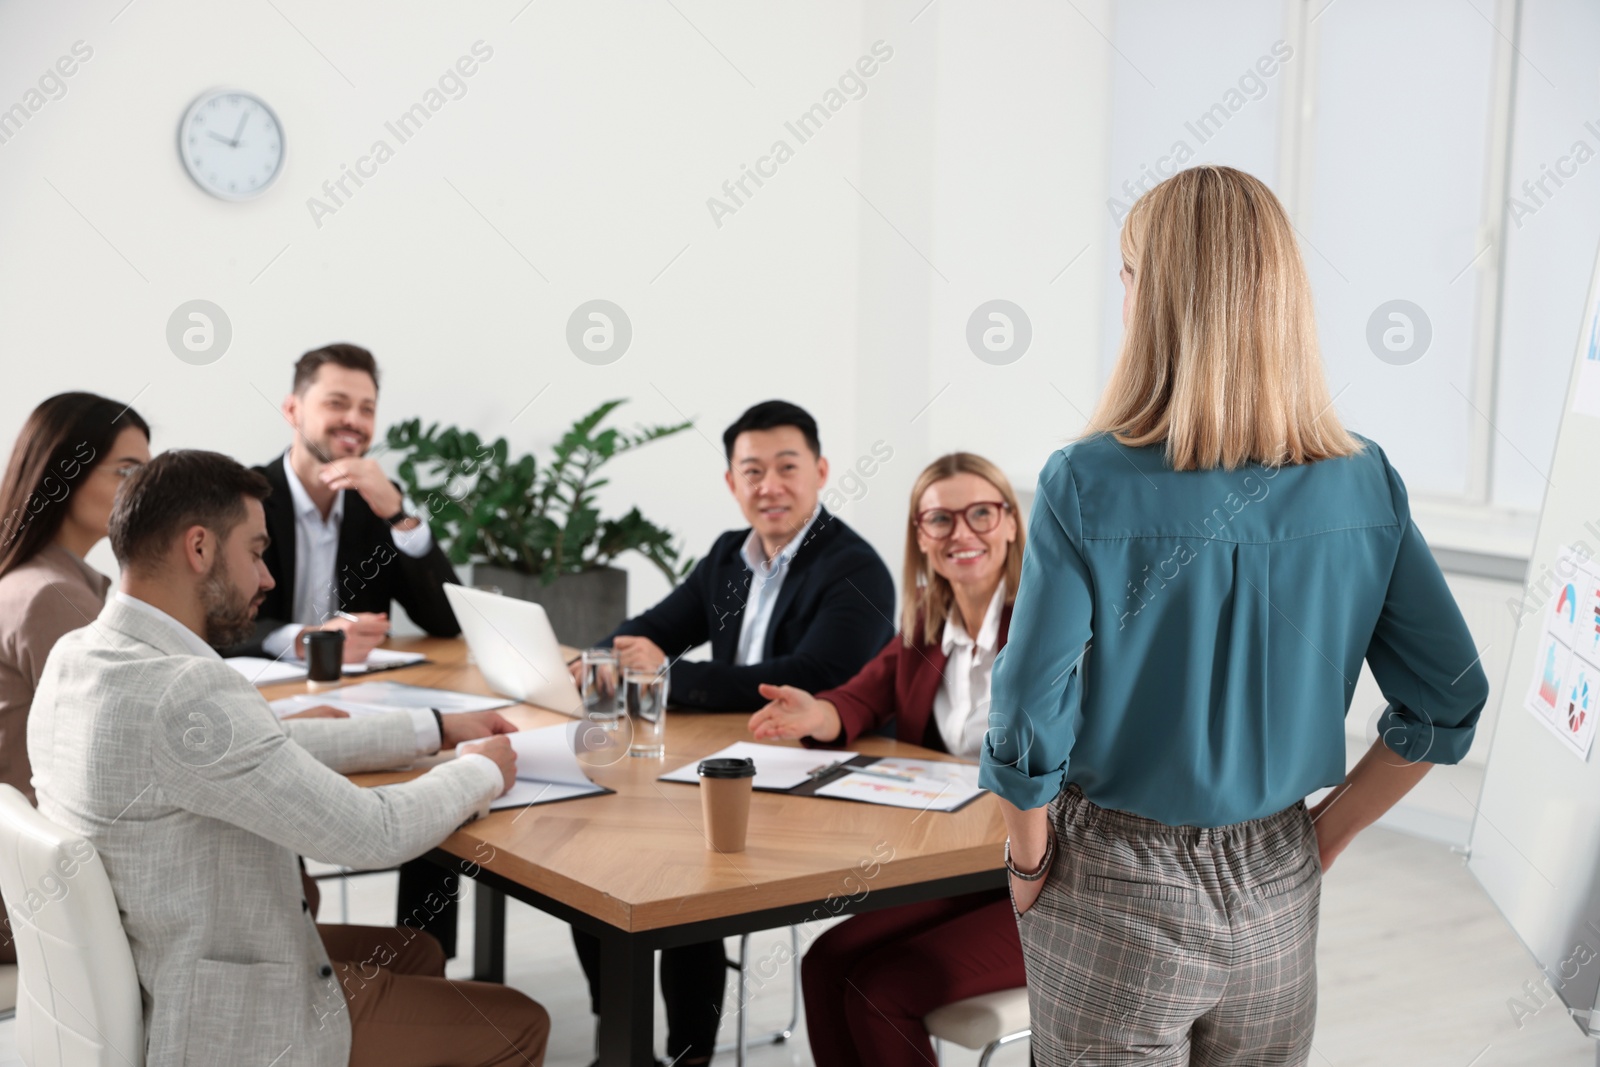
[{"left": 490, "top": 722, "right": 609, "bottom": 810}]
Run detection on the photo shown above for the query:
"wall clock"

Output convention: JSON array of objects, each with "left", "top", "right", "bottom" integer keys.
[{"left": 178, "top": 90, "right": 284, "bottom": 200}]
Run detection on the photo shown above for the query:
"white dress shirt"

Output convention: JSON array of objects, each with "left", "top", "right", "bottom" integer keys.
[
  {"left": 262, "top": 453, "right": 435, "bottom": 660},
  {"left": 931, "top": 582, "right": 1007, "bottom": 759},
  {"left": 115, "top": 591, "right": 446, "bottom": 757},
  {"left": 734, "top": 504, "right": 822, "bottom": 666}
]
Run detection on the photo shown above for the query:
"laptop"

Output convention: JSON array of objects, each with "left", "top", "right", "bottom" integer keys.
[{"left": 443, "top": 584, "right": 584, "bottom": 715}]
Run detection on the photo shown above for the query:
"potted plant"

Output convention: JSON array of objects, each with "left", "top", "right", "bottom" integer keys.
[{"left": 385, "top": 399, "right": 696, "bottom": 647}]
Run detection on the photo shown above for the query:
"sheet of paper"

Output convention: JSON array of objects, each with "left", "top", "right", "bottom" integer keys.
[
  {"left": 489, "top": 777, "right": 602, "bottom": 810},
  {"left": 270, "top": 693, "right": 383, "bottom": 719},
  {"left": 1523, "top": 545, "right": 1600, "bottom": 761},
  {"left": 659, "top": 741, "right": 859, "bottom": 792},
  {"left": 342, "top": 649, "right": 428, "bottom": 674},
  {"left": 865, "top": 757, "right": 983, "bottom": 788},
  {"left": 813, "top": 769, "right": 983, "bottom": 812},
  {"left": 268, "top": 683, "right": 513, "bottom": 719},
  {"left": 225, "top": 657, "right": 306, "bottom": 686},
  {"left": 506, "top": 722, "right": 595, "bottom": 788},
  {"left": 320, "top": 682, "right": 514, "bottom": 713}
]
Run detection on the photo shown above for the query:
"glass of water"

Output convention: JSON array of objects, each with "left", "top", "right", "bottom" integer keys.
[
  {"left": 580, "top": 648, "right": 622, "bottom": 717},
  {"left": 623, "top": 664, "right": 669, "bottom": 759}
]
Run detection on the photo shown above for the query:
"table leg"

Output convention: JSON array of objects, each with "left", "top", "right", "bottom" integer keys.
[
  {"left": 597, "top": 927, "right": 654, "bottom": 1067},
  {"left": 472, "top": 883, "right": 506, "bottom": 983}
]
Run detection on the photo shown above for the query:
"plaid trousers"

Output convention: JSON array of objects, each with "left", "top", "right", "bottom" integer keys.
[{"left": 1014, "top": 785, "right": 1322, "bottom": 1066}]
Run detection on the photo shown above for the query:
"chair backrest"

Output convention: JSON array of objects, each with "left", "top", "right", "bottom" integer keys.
[{"left": 0, "top": 785, "right": 142, "bottom": 1067}]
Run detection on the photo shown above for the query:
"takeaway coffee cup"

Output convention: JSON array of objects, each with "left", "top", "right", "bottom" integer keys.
[
  {"left": 697, "top": 757, "right": 756, "bottom": 852},
  {"left": 301, "top": 630, "right": 345, "bottom": 683}
]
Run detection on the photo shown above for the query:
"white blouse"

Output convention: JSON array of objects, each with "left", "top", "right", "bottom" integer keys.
[{"left": 931, "top": 582, "right": 1007, "bottom": 759}]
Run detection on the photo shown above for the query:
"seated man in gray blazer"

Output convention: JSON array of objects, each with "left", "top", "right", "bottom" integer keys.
[{"left": 28, "top": 450, "right": 549, "bottom": 1067}]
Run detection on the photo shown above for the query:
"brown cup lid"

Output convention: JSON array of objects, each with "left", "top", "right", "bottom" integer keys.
[{"left": 697, "top": 757, "right": 756, "bottom": 779}]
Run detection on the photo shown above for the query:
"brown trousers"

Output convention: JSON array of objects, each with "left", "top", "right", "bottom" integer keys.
[{"left": 318, "top": 923, "right": 549, "bottom": 1067}]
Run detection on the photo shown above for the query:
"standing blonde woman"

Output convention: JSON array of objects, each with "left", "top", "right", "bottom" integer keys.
[{"left": 980, "top": 166, "right": 1490, "bottom": 1065}]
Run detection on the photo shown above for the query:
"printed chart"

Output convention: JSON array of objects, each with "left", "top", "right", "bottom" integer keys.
[{"left": 1524, "top": 546, "right": 1600, "bottom": 760}]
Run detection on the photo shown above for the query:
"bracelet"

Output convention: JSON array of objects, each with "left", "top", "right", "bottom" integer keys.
[
  {"left": 1004, "top": 828, "right": 1055, "bottom": 881},
  {"left": 430, "top": 708, "right": 445, "bottom": 752}
]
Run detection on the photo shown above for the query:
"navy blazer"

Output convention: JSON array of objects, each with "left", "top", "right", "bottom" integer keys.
[
  {"left": 604, "top": 507, "right": 895, "bottom": 711},
  {"left": 230, "top": 454, "right": 462, "bottom": 655}
]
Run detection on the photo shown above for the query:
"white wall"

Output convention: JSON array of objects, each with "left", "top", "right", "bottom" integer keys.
[
  {"left": 1492, "top": 0, "right": 1600, "bottom": 513},
  {"left": 0, "top": 0, "right": 1113, "bottom": 618}
]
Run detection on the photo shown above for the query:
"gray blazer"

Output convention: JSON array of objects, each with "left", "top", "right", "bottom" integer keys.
[{"left": 28, "top": 597, "right": 502, "bottom": 1067}]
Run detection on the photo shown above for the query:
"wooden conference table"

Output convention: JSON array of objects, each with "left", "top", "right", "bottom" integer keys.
[{"left": 263, "top": 636, "right": 1008, "bottom": 1067}]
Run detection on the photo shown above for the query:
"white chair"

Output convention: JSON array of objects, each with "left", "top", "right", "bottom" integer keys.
[
  {"left": 0, "top": 785, "right": 143, "bottom": 1067},
  {"left": 0, "top": 963, "right": 18, "bottom": 1019},
  {"left": 926, "top": 987, "right": 1031, "bottom": 1066},
  {"left": 714, "top": 927, "right": 802, "bottom": 1065}
]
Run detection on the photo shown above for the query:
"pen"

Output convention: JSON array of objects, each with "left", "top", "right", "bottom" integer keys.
[
  {"left": 335, "top": 609, "right": 391, "bottom": 637},
  {"left": 847, "top": 766, "right": 923, "bottom": 784}
]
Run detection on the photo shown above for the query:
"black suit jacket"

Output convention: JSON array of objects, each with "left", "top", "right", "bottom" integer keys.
[
  {"left": 605, "top": 507, "right": 895, "bottom": 711},
  {"left": 232, "top": 454, "right": 462, "bottom": 655}
]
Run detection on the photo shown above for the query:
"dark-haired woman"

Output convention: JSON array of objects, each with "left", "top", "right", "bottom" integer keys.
[{"left": 0, "top": 392, "right": 149, "bottom": 960}]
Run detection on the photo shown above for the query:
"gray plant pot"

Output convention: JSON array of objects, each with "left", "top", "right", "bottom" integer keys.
[{"left": 470, "top": 564, "right": 628, "bottom": 650}]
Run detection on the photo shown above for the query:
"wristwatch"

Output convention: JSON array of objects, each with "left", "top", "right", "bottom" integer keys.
[{"left": 385, "top": 497, "right": 421, "bottom": 531}]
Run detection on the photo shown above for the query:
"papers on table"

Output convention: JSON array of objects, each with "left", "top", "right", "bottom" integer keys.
[
  {"left": 489, "top": 723, "right": 608, "bottom": 810},
  {"left": 342, "top": 649, "right": 427, "bottom": 673},
  {"left": 814, "top": 757, "right": 985, "bottom": 812},
  {"left": 224, "top": 657, "right": 308, "bottom": 685},
  {"left": 269, "top": 682, "right": 515, "bottom": 719},
  {"left": 324, "top": 682, "right": 512, "bottom": 713},
  {"left": 660, "top": 741, "right": 859, "bottom": 792},
  {"left": 226, "top": 648, "right": 426, "bottom": 686}
]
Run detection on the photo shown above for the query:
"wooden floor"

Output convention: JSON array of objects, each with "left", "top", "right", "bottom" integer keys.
[{"left": 2, "top": 826, "right": 1592, "bottom": 1066}]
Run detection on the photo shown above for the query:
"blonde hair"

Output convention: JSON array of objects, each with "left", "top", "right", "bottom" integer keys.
[
  {"left": 1087, "top": 165, "right": 1361, "bottom": 471},
  {"left": 900, "top": 453, "right": 1025, "bottom": 647}
]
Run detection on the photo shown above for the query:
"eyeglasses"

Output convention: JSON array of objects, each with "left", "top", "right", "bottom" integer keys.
[{"left": 914, "top": 501, "right": 1009, "bottom": 539}]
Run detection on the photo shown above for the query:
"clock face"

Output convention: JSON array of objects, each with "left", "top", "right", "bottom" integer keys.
[{"left": 179, "top": 90, "right": 284, "bottom": 200}]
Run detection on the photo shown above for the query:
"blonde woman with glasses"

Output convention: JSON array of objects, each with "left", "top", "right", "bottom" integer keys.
[
  {"left": 981, "top": 166, "right": 1490, "bottom": 1065},
  {"left": 749, "top": 452, "right": 1028, "bottom": 1067}
]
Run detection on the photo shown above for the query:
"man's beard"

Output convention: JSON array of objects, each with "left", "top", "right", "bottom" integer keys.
[
  {"left": 200, "top": 562, "right": 258, "bottom": 649},
  {"left": 306, "top": 423, "right": 368, "bottom": 463}
]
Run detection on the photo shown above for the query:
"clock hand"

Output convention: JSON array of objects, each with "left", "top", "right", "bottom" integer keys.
[
  {"left": 206, "top": 130, "right": 233, "bottom": 145},
  {"left": 229, "top": 108, "right": 249, "bottom": 148}
]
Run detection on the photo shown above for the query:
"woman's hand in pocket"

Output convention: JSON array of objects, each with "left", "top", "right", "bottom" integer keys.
[{"left": 1010, "top": 872, "right": 1046, "bottom": 916}]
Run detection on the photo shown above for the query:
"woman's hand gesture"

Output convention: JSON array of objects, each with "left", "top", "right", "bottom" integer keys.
[{"left": 748, "top": 684, "right": 842, "bottom": 744}]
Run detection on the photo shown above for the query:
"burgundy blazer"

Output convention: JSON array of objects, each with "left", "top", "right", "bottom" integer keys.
[{"left": 803, "top": 602, "right": 1013, "bottom": 753}]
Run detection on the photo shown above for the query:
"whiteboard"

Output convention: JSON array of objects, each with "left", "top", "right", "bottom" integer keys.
[{"left": 1469, "top": 242, "right": 1600, "bottom": 1035}]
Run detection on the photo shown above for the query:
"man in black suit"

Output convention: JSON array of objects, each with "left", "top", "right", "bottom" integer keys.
[
  {"left": 570, "top": 400, "right": 896, "bottom": 1066},
  {"left": 237, "top": 343, "right": 467, "bottom": 956},
  {"left": 238, "top": 343, "right": 460, "bottom": 662}
]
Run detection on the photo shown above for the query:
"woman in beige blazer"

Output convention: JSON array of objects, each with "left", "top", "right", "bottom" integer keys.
[{"left": 0, "top": 392, "right": 151, "bottom": 803}]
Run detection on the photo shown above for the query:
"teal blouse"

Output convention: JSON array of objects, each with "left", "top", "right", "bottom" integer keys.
[{"left": 978, "top": 432, "right": 1490, "bottom": 827}]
